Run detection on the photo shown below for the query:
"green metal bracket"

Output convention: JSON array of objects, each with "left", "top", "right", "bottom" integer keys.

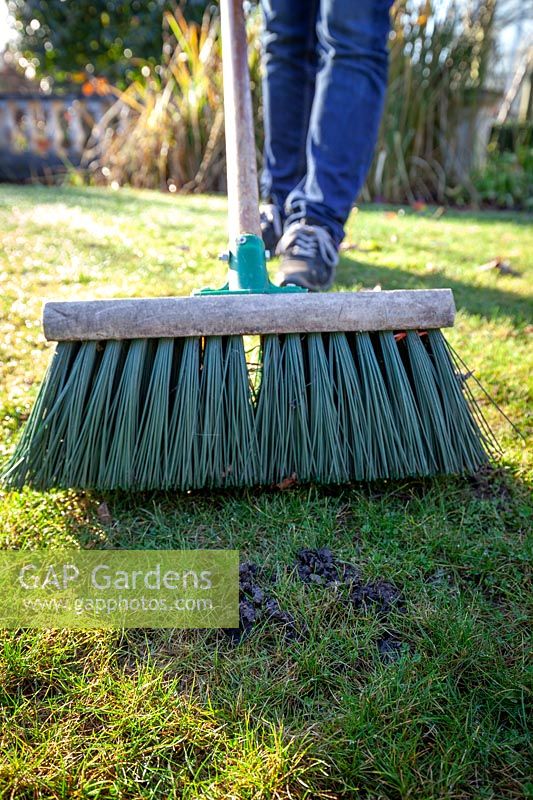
[{"left": 194, "top": 233, "right": 306, "bottom": 296}]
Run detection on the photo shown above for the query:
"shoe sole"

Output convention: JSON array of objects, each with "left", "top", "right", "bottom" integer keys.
[{"left": 277, "top": 273, "right": 335, "bottom": 292}]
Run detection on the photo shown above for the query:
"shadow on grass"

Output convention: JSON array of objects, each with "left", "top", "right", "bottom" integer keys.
[
  {"left": 336, "top": 257, "right": 532, "bottom": 325},
  {"left": 71, "top": 460, "right": 530, "bottom": 552},
  {"left": 354, "top": 203, "right": 533, "bottom": 225}
]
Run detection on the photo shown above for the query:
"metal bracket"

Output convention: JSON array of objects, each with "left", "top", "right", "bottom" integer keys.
[{"left": 194, "top": 234, "right": 306, "bottom": 296}]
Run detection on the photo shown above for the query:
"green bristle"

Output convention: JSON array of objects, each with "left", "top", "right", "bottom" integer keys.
[
  {"left": 2, "top": 324, "right": 499, "bottom": 490},
  {"left": 306, "top": 334, "right": 347, "bottom": 483},
  {"left": 255, "top": 335, "right": 284, "bottom": 484},
  {"left": 405, "top": 331, "right": 457, "bottom": 474},
  {"left": 280, "top": 334, "right": 313, "bottom": 483},
  {"left": 36, "top": 341, "right": 99, "bottom": 487},
  {"left": 256, "top": 334, "right": 312, "bottom": 485},
  {"left": 103, "top": 339, "right": 149, "bottom": 489},
  {"left": 2, "top": 341, "right": 77, "bottom": 488},
  {"left": 327, "top": 332, "right": 368, "bottom": 480},
  {"left": 23, "top": 342, "right": 78, "bottom": 488},
  {"left": 444, "top": 339, "right": 501, "bottom": 456},
  {"left": 64, "top": 340, "right": 124, "bottom": 488},
  {"left": 94, "top": 342, "right": 128, "bottom": 486},
  {"left": 222, "top": 336, "right": 258, "bottom": 487},
  {"left": 427, "top": 330, "right": 489, "bottom": 472},
  {"left": 379, "top": 331, "right": 434, "bottom": 476},
  {"left": 354, "top": 332, "right": 406, "bottom": 480},
  {"left": 133, "top": 338, "right": 174, "bottom": 489},
  {"left": 167, "top": 337, "right": 200, "bottom": 490},
  {"left": 63, "top": 343, "right": 101, "bottom": 480},
  {"left": 197, "top": 336, "right": 226, "bottom": 488}
]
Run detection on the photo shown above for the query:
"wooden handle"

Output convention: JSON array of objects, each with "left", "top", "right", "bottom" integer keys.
[
  {"left": 43, "top": 290, "right": 456, "bottom": 341},
  {"left": 220, "top": 0, "right": 261, "bottom": 242}
]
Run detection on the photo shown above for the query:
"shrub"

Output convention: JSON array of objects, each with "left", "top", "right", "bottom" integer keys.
[
  {"left": 362, "top": 0, "right": 498, "bottom": 204},
  {"left": 6, "top": 0, "right": 208, "bottom": 86},
  {"left": 84, "top": 7, "right": 261, "bottom": 193},
  {"left": 86, "top": 0, "right": 503, "bottom": 205},
  {"left": 471, "top": 144, "right": 533, "bottom": 209}
]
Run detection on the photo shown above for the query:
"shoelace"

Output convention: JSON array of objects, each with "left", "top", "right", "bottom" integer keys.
[
  {"left": 276, "top": 221, "right": 338, "bottom": 267},
  {"left": 259, "top": 203, "right": 283, "bottom": 238}
]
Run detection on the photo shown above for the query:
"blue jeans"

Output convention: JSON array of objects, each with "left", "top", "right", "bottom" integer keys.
[{"left": 260, "top": 0, "right": 392, "bottom": 245}]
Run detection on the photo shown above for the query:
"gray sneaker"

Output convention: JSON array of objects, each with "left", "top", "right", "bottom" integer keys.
[
  {"left": 259, "top": 203, "right": 283, "bottom": 254},
  {"left": 275, "top": 220, "right": 339, "bottom": 291}
]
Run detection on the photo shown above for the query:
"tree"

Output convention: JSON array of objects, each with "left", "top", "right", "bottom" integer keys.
[{"left": 7, "top": 0, "right": 209, "bottom": 85}]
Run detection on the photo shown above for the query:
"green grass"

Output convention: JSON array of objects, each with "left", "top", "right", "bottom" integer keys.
[{"left": 0, "top": 185, "right": 531, "bottom": 799}]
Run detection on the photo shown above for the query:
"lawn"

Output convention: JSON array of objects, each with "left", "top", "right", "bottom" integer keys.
[{"left": 0, "top": 185, "right": 531, "bottom": 799}]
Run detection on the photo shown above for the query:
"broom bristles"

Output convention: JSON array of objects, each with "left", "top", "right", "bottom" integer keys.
[{"left": 2, "top": 329, "right": 496, "bottom": 490}]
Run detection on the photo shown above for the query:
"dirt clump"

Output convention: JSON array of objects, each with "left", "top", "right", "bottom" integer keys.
[
  {"left": 377, "top": 634, "right": 405, "bottom": 663},
  {"left": 296, "top": 547, "right": 360, "bottom": 586},
  {"left": 226, "top": 552, "right": 407, "bottom": 662},
  {"left": 296, "top": 548, "right": 404, "bottom": 615},
  {"left": 224, "top": 562, "right": 299, "bottom": 643},
  {"left": 468, "top": 465, "right": 512, "bottom": 504},
  {"left": 350, "top": 579, "right": 405, "bottom": 615}
]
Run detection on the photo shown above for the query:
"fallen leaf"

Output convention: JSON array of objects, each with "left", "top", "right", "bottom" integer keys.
[
  {"left": 276, "top": 473, "right": 298, "bottom": 490},
  {"left": 97, "top": 501, "right": 113, "bottom": 526},
  {"left": 477, "top": 258, "right": 521, "bottom": 277}
]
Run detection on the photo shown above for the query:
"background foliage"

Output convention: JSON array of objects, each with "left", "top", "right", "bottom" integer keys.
[
  {"left": 83, "top": 7, "right": 262, "bottom": 193},
  {"left": 364, "top": 0, "right": 498, "bottom": 204},
  {"left": 6, "top": 0, "right": 207, "bottom": 84},
  {"left": 6, "top": 0, "right": 532, "bottom": 207},
  {"left": 470, "top": 123, "right": 533, "bottom": 208}
]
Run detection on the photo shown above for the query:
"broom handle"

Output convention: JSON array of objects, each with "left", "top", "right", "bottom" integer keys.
[{"left": 220, "top": 0, "right": 262, "bottom": 243}]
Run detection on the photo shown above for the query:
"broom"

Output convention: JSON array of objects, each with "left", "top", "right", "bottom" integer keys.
[{"left": 2, "top": 0, "right": 498, "bottom": 492}]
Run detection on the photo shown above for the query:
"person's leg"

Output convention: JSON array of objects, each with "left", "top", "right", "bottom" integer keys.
[
  {"left": 260, "top": 0, "right": 319, "bottom": 211},
  {"left": 285, "top": 0, "right": 393, "bottom": 246}
]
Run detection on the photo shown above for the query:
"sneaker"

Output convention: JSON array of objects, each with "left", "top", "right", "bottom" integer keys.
[
  {"left": 259, "top": 203, "right": 283, "bottom": 254},
  {"left": 275, "top": 220, "right": 339, "bottom": 291}
]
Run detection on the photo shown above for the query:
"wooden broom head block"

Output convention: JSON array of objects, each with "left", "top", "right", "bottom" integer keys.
[{"left": 43, "top": 289, "right": 456, "bottom": 342}]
